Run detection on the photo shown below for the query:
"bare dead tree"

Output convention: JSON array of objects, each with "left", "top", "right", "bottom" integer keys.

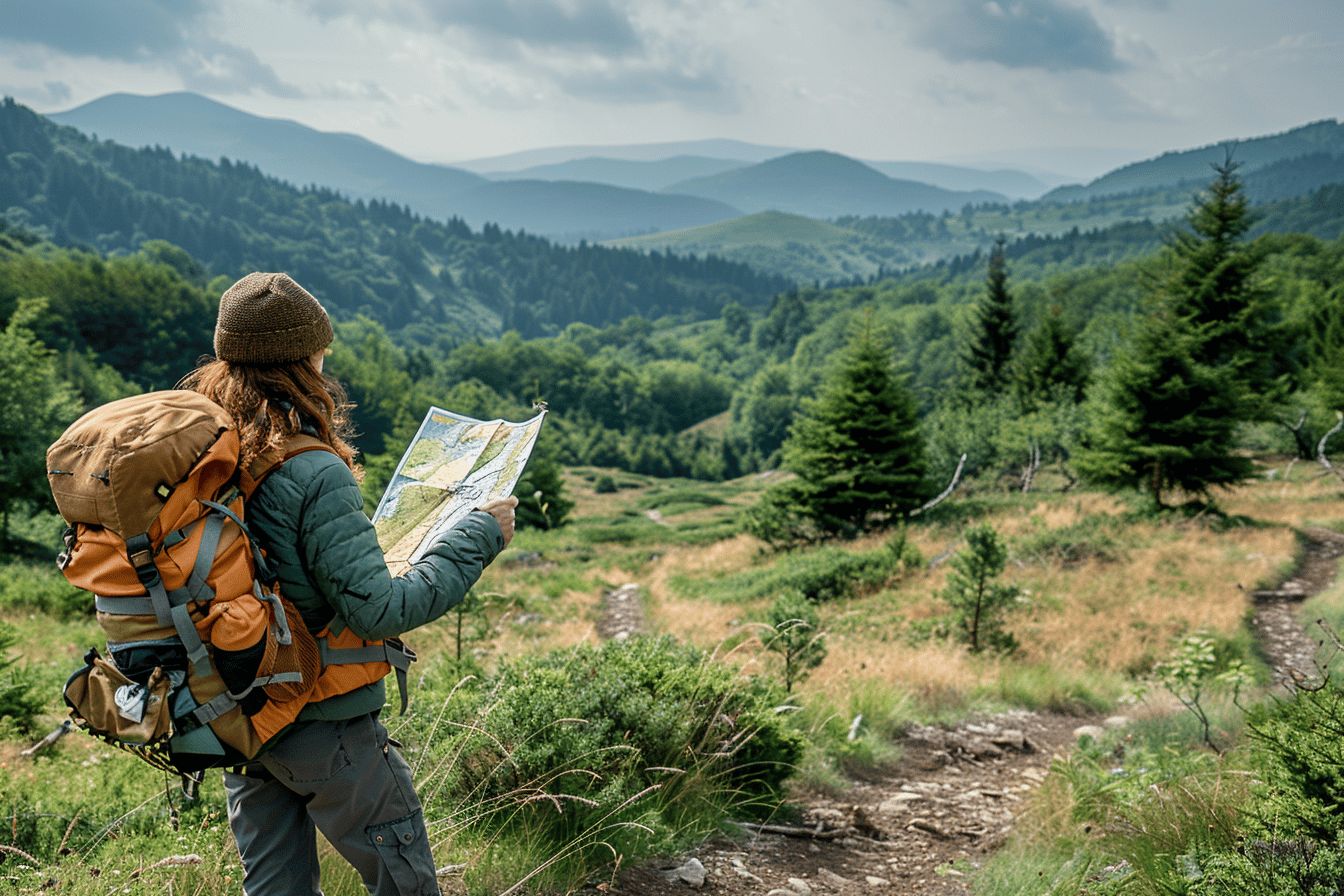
[
  {"left": 1279, "top": 410, "right": 1314, "bottom": 460},
  {"left": 1020, "top": 442, "right": 1041, "bottom": 493},
  {"left": 1316, "top": 411, "right": 1344, "bottom": 484},
  {"left": 910, "top": 452, "right": 967, "bottom": 517}
]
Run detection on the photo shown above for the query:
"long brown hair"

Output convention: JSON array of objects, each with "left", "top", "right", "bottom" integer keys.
[{"left": 179, "top": 358, "right": 362, "bottom": 479}]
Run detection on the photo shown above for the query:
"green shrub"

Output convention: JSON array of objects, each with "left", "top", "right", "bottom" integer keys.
[
  {"left": 409, "top": 637, "right": 802, "bottom": 892},
  {"left": 0, "top": 560, "right": 88, "bottom": 619},
  {"left": 1013, "top": 514, "right": 1124, "bottom": 566},
  {"left": 0, "top": 622, "right": 43, "bottom": 734},
  {"left": 593, "top": 474, "right": 617, "bottom": 494},
  {"left": 1245, "top": 679, "right": 1344, "bottom": 843},
  {"left": 636, "top": 487, "right": 726, "bottom": 513}
]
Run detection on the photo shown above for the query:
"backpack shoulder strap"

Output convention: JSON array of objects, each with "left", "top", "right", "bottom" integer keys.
[{"left": 241, "top": 435, "right": 337, "bottom": 499}]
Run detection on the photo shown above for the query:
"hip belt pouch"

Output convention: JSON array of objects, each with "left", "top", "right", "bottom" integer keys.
[{"left": 64, "top": 649, "right": 172, "bottom": 746}]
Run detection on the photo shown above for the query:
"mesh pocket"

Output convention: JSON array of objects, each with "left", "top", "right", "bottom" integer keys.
[{"left": 259, "top": 597, "right": 321, "bottom": 703}]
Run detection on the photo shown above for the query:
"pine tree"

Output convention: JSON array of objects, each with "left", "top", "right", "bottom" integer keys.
[
  {"left": 1164, "top": 158, "right": 1277, "bottom": 408},
  {"left": 961, "top": 237, "right": 1019, "bottom": 395},
  {"left": 1077, "top": 162, "right": 1270, "bottom": 508},
  {"left": 749, "top": 321, "right": 928, "bottom": 544},
  {"left": 515, "top": 442, "right": 573, "bottom": 530},
  {"left": 942, "top": 524, "right": 1021, "bottom": 654},
  {"left": 1077, "top": 309, "right": 1248, "bottom": 507},
  {"left": 764, "top": 591, "right": 826, "bottom": 693},
  {"left": 1011, "top": 308, "right": 1090, "bottom": 409}
]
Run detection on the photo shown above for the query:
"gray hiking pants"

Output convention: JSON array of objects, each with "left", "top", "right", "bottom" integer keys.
[{"left": 223, "top": 712, "right": 440, "bottom": 896}]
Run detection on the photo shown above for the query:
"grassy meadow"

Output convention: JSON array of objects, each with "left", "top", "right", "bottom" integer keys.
[{"left": 1, "top": 457, "right": 1341, "bottom": 894}]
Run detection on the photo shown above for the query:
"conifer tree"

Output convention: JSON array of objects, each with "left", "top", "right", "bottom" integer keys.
[
  {"left": 1077, "top": 310, "right": 1248, "bottom": 507},
  {"left": 1164, "top": 158, "right": 1277, "bottom": 409},
  {"left": 1078, "top": 162, "right": 1269, "bottom": 508},
  {"left": 515, "top": 442, "right": 573, "bottom": 530},
  {"left": 1011, "top": 308, "right": 1090, "bottom": 409},
  {"left": 962, "top": 237, "right": 1019, "bottom": 395},
  {"left": 749, "top": 320, "right": 927, "bottom": 544}
]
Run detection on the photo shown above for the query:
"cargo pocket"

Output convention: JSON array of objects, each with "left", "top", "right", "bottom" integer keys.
[
  {"left": 263, "top": 724, "right": 351, "bottom": 786},
  {"left": 367, "top": 809, "right": 437, "bottom": 896}
]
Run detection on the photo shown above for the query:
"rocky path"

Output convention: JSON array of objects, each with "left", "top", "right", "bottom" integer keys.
[
  {"left": 597, "top": 583, "right": 647, "bottom": 641},
  {"left": 618, "top": 710, "right": 1099, "bottom": 896},
  {"left": 593, "top": 527, "right": 1344, "bottom": 896},
  {"left": 1249, "top": 526, "right": 1344, "bottom": 687}
]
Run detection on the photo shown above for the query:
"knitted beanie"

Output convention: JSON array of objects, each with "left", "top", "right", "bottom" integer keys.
[{"left": 214, "top": 272, "right": 333, "bottom": 365}]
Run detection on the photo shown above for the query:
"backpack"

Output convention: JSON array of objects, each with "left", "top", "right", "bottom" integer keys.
[{"left": 47, "top": 390, "right": 415, "bottom": 790}]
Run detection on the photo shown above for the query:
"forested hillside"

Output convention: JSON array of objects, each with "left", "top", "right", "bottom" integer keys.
[
  {"left": 0, "top": 98, "right": 787, "bottom": 342},
  {"left": 611, "top": 161, "right": 1344, "bottom": 285},
  {"left": 1045, "top": 117, "right": 1344, "bottom": 202}
]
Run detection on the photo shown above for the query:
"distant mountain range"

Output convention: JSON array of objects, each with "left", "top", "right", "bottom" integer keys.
[
  {"left": 470, "top": 148, "right": 1056, "bottom": 199},
  {"left": 45, "top": 92, "right": 1344, "bottom": 280},
  {"left": 451, "top": 138, "right": 794, "bottom": 170},
  {"left": 481, "top": 155, "right": 749, "bottom": 192},
  {"left": 663, "top": 151, "right": 1005, "bottom": 218},
  {"left": 50, "top": 91, "right": 487, "bottom": 210},
  {"left": 2, "top": 96, "right": 787, "bottom": 342},
  {"left": 611, "top": 154, "right": 1344, "bottom": 284},
  {"left": 1044, "top": 119, "right": 1344, "bottom": 203},
  {"left": 49, "top": 93, "right": 1042, "bottom": 239}
]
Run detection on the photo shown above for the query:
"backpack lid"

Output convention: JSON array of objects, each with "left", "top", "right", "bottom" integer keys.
[{"left": 47, "top": 390, "right": 233, "bottom": 538}]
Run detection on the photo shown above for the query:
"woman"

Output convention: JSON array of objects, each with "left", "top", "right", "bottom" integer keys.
[{"left": 181, "top": 271, "right": 516, "bottom": 896}]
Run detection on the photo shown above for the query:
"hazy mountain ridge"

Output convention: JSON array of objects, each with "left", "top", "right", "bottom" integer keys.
[
  {"left": 664, "top": 151, "right": 1006, "bottom": 218},
  {"left": 481, "top": 155, "right": 750, "bottom": 192},
  {"left": 1044, "top": 118, "right": 1344, "bottom": 203},
  {"left": 49, "top": 93, "right": 1035, "bottom": 240},
  {"left": 0, "top": 97, "right": 788, "bottom": 342},
  {"left": 447, "top": 179, "right": 743, "bottom": 242},
  {"left": 51, "top": 91, "right": 486, "bottom": 209},
  {"left": 612, "top": 159, "right": 1344, "bottom": 284}
]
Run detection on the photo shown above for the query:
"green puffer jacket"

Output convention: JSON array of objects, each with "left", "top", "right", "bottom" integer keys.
[{"left": 246, "top": 448, "right": 505, "bottom": 722}]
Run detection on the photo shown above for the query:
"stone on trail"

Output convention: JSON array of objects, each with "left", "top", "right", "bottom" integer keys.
[
  {"left": 1072, "top": 724, "right": 1106, "bottom": 742},
  {"left": 787, "top": 876, "right": 813, "bottom": 895},
  {"left": 1103, "top": 715, "right": 1132, "bottom": 729},
  {"left": 816, "top": 868, "right": 854, "bottom": 887},
  {"left": 730, "top": 857, "right": 764, "bottom": 884},
  {"left": 660, "top": 857, "right": 706, "bottom": 888}
]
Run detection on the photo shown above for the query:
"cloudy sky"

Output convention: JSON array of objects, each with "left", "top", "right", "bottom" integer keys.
[{"left": 1, "top": 0, "right": 1340, "bottom": 176}]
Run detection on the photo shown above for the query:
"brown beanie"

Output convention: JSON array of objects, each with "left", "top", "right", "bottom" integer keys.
[{"left": 214, "top": 272, "right": 334, "bottom": 365}]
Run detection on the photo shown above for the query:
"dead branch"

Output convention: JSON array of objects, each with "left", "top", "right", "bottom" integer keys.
[
  {"left": 911, "top": 453, "right": 967, "bottom": 517},
  {"left": 21, "top": 721, "right": 71, "bottom": 758},
  {"left": 1021, "top": 442, "right": 1041, "bottom": 493},
  {"left": 732, "top": 820, "right": 847, "bottom": 840},
  {"left": 1316, "top": 412, "right": 1344, "bottom": 484}
]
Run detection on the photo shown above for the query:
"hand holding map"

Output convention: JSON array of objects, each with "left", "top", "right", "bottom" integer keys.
[{"left": 371, "top": 405, "right": 546, "bottom": 576}]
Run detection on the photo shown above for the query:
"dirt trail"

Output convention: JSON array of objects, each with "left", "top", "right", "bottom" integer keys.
[
  {"left": 1249, "top": 526, "right": 1344, "bottom": 687},
  {"left": 590, "top": 525, "right": 1344, "bottom": 896}
]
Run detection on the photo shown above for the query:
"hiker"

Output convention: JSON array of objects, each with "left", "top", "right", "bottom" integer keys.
[{"left": 180, "top": 272, "right": 516, "bottom": 896}]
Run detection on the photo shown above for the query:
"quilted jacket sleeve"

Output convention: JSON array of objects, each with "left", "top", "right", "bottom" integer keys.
[{"left": 296, "top": 455, "right": 505, "bottom": 641}]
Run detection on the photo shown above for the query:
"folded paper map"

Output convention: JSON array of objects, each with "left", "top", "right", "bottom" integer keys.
[{"left": 372, "top": 406, "right": 546, "bottom": 576}]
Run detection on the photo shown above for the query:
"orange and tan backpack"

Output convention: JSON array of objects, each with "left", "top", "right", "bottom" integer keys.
[{"left": 48, "top": 390, "right": 413, "bottom": 790}]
